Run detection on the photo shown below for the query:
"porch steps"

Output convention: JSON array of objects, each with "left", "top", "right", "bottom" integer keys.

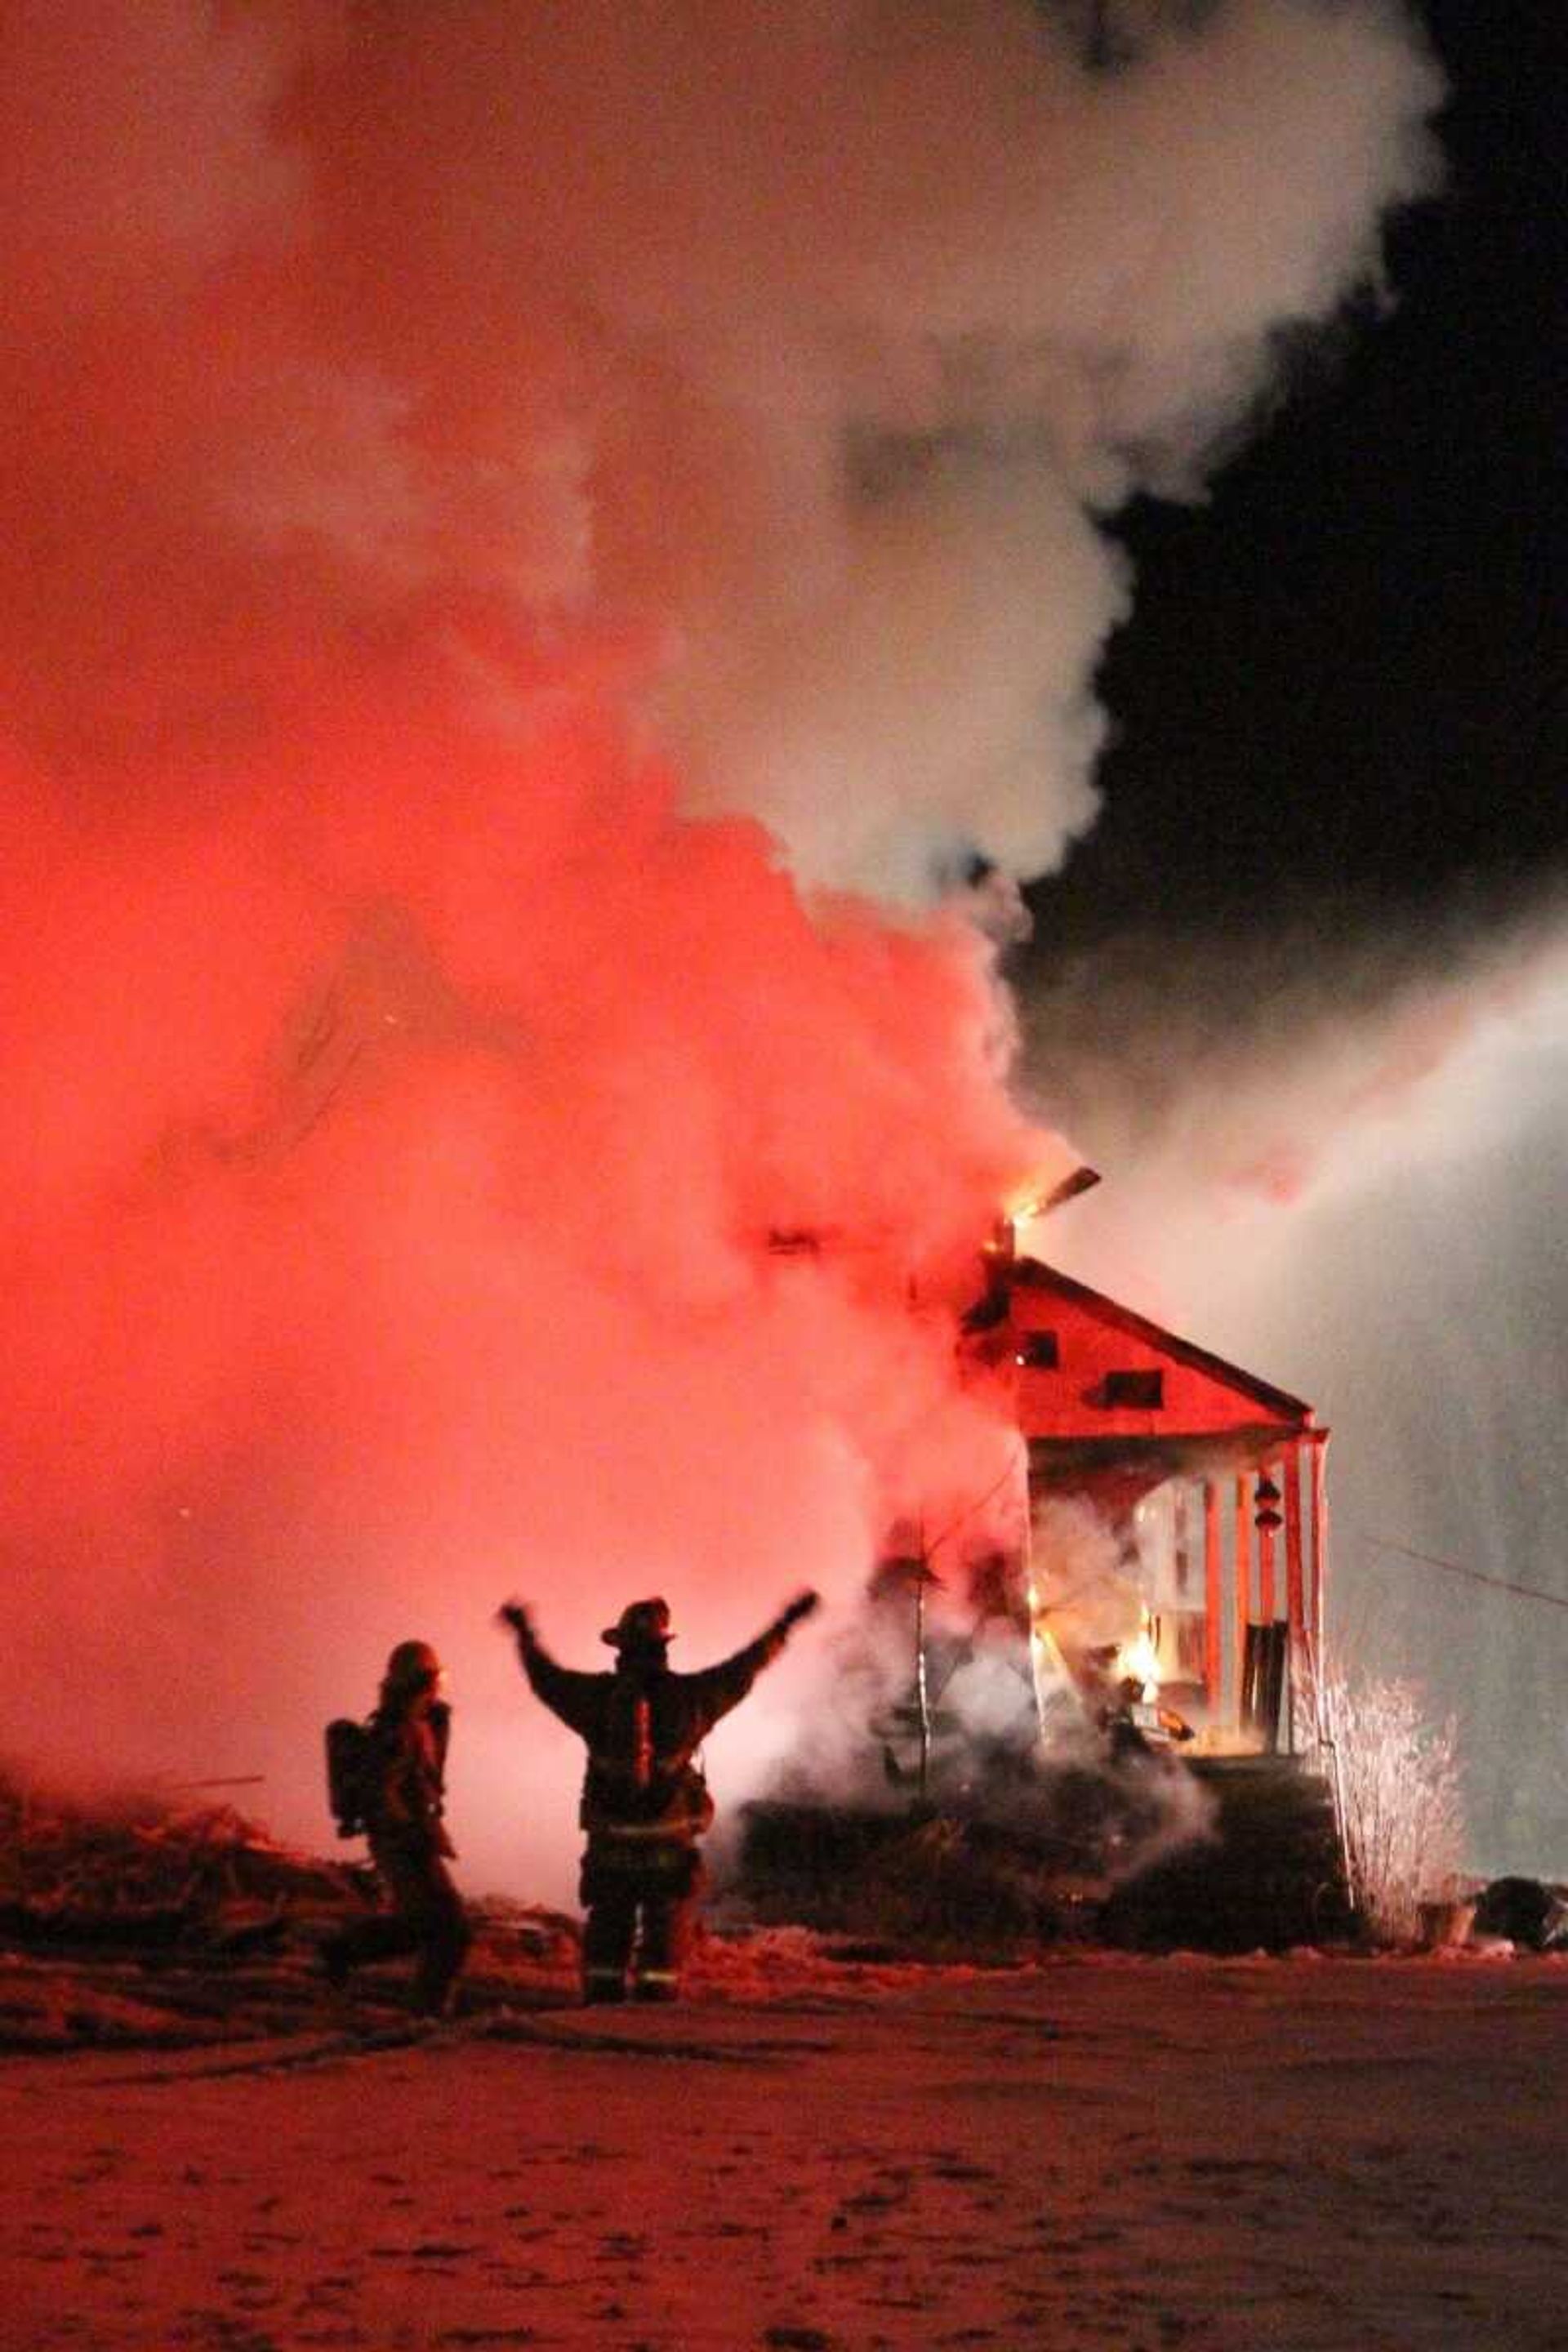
[{"left": 1102, "top": 1755, "right": 1352, "bottom": 1952}]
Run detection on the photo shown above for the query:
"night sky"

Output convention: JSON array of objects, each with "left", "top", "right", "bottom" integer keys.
[{"left": 1026, "top": 0, "right": 1566, "bottom": 957}]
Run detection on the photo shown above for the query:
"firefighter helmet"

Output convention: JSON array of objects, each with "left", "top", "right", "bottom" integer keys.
[
  {"left": 382, "top": 1638, "right": 444, "bottom": 1695},
  {"left": 600, "top": 1597, "right": 674, "bottom": 1652}
]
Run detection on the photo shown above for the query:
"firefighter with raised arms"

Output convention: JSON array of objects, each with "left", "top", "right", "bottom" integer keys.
[{"left": 497, "top": 1588, "right": 820, "bottom": 2002}]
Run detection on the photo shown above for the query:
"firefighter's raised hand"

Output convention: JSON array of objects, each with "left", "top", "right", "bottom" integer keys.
[
  {"left": 780, "top": 1588, "right": 821, "bottom": 1630},
  {"left": 497, "top": 1598, "right": 535, "bottom": 1647}
]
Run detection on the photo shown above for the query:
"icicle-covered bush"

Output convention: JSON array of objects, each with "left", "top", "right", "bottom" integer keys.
[{"left": 1307, "top": 1668, "right": 1466, "bottom": 1944}]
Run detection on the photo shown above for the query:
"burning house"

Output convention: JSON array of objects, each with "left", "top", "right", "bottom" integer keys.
[
  {"left": 737, "top": 1190, "right": 1349, "bottom": 1950},
  {"left": 972, "top": 1210, "right": 1328, "bottom": 1763}
]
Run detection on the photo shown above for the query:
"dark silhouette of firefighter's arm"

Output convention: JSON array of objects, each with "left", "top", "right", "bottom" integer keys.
[
  {"left": 496, "top": 1590, "right": 820, "bottom": 1741},
  {"left": 496, "top": 1601, "right": 603, "bottom": 1735},
  {"left": 680, "top": 1589, "right": 821, "bottom": 1738}
]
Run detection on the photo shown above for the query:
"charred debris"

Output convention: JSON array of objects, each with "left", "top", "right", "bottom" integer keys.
[
  {"left": 727, "top": 1539, "right": 1352, "bottom": 1958},
  {"left": 0, "top": 1767, "right": 577, "bottom": 2052}
]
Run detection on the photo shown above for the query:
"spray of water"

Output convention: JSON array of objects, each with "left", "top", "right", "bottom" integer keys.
[{"left": 1024, "top": 893, "right": 1568, "bottom": 1878}]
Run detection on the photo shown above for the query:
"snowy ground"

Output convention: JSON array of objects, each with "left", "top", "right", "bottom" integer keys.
[{"left": 2, "top": 1941, "right": 1564, "bottom": 2352}]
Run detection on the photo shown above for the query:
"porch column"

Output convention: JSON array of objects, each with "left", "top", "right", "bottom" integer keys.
[
  {"left": 1284, "top": 1441, "right": 1305, "bottom": 1753},
  {"left": 1308, "top": 1428, "right": 1331, "bottom": 1664},
  {"left": 1256, "top": 1466, "right": 1280, "bottom": 1622},
  {"left": 1284, "top": 1442, "right": 1305, "bottom": 1641},
  {"left": 1203, "top": 1478, "right": 1222, "bottom": 1716},
  {"left": 1233, "top": 1473, "right": 1251, "bottom": 1733}
]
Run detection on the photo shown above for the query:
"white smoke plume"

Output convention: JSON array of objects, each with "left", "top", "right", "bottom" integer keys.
[{"left": 0, "top": 2, "right": 1441, "bottom": 1898}]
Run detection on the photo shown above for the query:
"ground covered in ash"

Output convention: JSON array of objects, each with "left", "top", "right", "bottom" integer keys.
[
  {"left": 4, "top": 1783, "right": 1567, "bottom": 2350},
  {"left": 4, "top": 1948, "right": 1566, "bottom": 2352}
]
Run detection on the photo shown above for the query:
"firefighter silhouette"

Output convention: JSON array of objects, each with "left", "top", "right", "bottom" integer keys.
[
  {"left": 499, "top": 1590, "right": 818, "bottom": 2002},
  {"left": 322, "top": 1639, "right": 472, "bottom": 2016}
]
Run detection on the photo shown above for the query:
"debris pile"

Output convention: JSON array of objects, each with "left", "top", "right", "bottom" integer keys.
[
  {"left": 731, "top": 1789, "right": 1125, "bottom": 1953},
  {"left": 0, "top": 1768, "right": 356, "bottom": 1952},
  {"left": 0, "top": 1768, "right": 581, "bottom": 2051}
]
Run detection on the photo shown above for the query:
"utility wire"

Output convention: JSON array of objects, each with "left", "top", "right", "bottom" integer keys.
[
  {"left": 920, "top": 1457, "right": 1022, "bottom": 1566},
  {"left": 1361, "top": 1532, "right": 1568, "bottom": 1615}
]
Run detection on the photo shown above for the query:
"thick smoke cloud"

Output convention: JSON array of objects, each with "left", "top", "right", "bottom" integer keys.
[{"left": 0, "top": 2, "right": 1439, "bottom": 1895}]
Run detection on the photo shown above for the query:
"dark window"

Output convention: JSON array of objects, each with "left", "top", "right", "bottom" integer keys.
[
  {"left": 1014, "top": 1330, "right": 1059, "bottom": 1369},
  {"left": 1102, "top": 1368, "right": 1164, "bottom": 1408}
]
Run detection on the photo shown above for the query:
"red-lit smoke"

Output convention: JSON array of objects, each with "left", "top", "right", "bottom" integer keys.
[{"left": 0, "top": 3, "right": 1440, "bottom": 1892}]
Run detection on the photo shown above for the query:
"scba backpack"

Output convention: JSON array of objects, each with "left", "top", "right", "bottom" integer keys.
[{"left": 324, "top": 1716, "right": 380, "bottom": 1839}]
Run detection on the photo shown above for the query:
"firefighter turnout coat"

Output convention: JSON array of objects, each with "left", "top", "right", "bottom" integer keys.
[{"left": 511, "top": 1610, "right": 803, "bottom": 1898}]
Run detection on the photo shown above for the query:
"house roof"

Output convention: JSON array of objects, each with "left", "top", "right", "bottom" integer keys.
[{"left": 1004, "top": 1255, "right": 1316, "bottom": 1435}]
